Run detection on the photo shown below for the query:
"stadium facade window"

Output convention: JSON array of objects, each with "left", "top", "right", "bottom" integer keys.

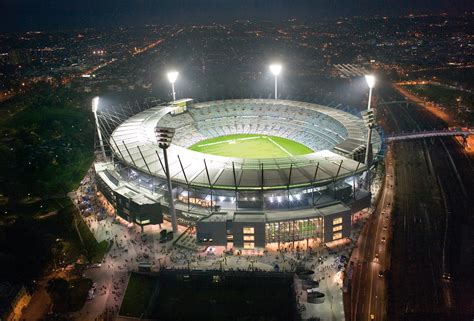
[
  {"left": 333, "top": 225, "right": 342, "bottom": 232},
  {"left": 265, "top": 218, "right": 323, "bottom": 243},
  {"left": 333, "top": 232, "right": 342, "bottom": 240},
  {"left": 243, "top": 227, "right": 255, "bottom": 234},
  {"left": 244, "top": 235, "right": 255, "bottom": 241},
  {"left": 333, "top": 217, "right": 343, "bottom": 225},
  {"left": 244, "top": 242, "right": 255, "bottom": 249}
]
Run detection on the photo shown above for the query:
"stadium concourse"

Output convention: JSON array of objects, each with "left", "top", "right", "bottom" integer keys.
[{"left": 94, "top": 98, "right": 382, "bottom": 250}]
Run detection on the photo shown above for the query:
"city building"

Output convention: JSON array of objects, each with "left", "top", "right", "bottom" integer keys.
[{"left": 0, "top": 283, "right": 31, "bottom": 321}]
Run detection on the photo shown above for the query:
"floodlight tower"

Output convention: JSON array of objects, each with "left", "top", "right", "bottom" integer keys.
[
  {"left": 364, "top": 75, "right": 376, "bottom": 191},
  {"left": 92, "top": 96, "right": 106, "bottom": 160},
  {"left": 155, "top": 126, "right": 178, "bottom": 234},
  {"left": 269, "top": 64, "right": 282, "bottom": 100},
  {"left": 167, "top": 71, "right": 179, "bottom": 101}
]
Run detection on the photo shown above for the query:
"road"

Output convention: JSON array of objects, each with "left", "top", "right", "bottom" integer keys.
[{"left": 347, "top": 145, "right": 394, "bottom": 321}]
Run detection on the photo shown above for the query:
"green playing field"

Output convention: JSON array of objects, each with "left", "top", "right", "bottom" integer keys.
[{"left": 188, "top": 134, "right": 313, "bottom": 158}]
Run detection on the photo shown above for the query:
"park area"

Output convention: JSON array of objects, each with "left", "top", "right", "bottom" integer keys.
[
  {"left": 120, "top": 271, "right": 297, "bottom": 321},
  {"left": 189, "top": 133, "right": 313, "bottom": 158},
  {"left": 401, "top": 83, "right": 473, "bottom": 122}
]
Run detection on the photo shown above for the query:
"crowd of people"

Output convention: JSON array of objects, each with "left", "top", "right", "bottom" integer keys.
[{"left": 69, "top": 168, "right": 375, "bottom": 321}]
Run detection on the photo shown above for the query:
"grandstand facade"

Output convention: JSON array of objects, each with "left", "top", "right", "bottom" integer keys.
[{"left": 94, "top": 99, "right": 382, "bottom": 248}]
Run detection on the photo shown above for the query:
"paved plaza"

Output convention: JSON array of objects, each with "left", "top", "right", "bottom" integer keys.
[{"left": 36, "top": 170, "right": 379, "bottom": 321}]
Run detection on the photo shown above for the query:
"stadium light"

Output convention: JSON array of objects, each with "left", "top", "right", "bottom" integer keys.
[
  {"left": 92, "top": 96, "right": 99, "bottom": 113},
  {"left": 167, "top": 71, "right": 179, "bottom": 101},
  {"left": 365, "top": 75, "right": 376, "bottom": 89},
  {"left": 91, "top": 96, "right": 106, "bottom": 160},
  {"left": 364, "top": 75, "right": 376, "bottom": 191},
  {"left": 155, "top": 126, "right": 178, "bottom": 234},
  {"left": 269, "top": 64, "right": 282, "bottom": 99}
]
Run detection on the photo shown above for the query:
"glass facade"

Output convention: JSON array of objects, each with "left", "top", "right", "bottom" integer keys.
[
  {"left": 243, "top": 227, "right": 255, "bottom": 234},
  {"left": 243, "top": 227, "right": 256, "bottom": 249},
  {"left": 265, "top": 218, "right": 323, "bottom": 243},
  {"left": 244, "top": 242, "right": 255, "bottom": 249},
  {"left": 333, "top": 232, "right": 342, "bottom": 240}
]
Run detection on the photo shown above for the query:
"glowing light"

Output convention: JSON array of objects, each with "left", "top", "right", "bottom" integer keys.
[
  {"left": 92, "top": 96, "right": 99, "bottom": 113},
  {"left": 365, "top": 75, "right": 376, "bottom": 89},
  {"left": 269, "top": 64, "right": 282, "bottom": 76},
  {"left": 167, "top": 71, "right": 179, "bottom": 84}
]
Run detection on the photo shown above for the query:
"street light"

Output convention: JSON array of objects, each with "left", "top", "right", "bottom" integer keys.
[
  {"left": 92, "top": 96, "right": 106, "bottom": 160},
  {"left": 167, "top": 71, "right": 179, "bottom": 101},
  {"left": 364, "top": 75, "right": 376, "bottom": 191},
  {"left": 155, "top": 126, "right": 178, "bottom": 234},
  {"left": 269, "top": 64, "right": 282, "bottom": 99}
]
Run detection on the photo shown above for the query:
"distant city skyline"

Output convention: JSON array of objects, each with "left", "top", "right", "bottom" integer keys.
[{"left": 1, "top": 0, "right": 473, "bottom": 32}]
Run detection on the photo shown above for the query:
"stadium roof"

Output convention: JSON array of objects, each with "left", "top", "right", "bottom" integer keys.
[{"left": 108, "top": 99, "right": 381, "bottom": 190}]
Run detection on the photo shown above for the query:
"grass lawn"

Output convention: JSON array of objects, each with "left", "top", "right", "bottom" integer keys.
[
  {"left": 151, "top": 272, "right": 296, "bottom": 321},
  {"left": 189, "top": 134, "right": 313, "bottom": 158},
  {"left": 402, "top": 83, "right": 473, "bottom": 110},
  {"left": 120, "top": 273, "right": 156, "bottom": 317}
]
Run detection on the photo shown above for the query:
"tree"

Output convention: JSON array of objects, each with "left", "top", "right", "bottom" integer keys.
[{"left": 46, "top": 278, "right": 70, "bottom": 301}]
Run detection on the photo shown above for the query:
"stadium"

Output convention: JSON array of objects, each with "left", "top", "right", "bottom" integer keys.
[{"left": 94, "top": 98, "right": 382, "bottom": 249}]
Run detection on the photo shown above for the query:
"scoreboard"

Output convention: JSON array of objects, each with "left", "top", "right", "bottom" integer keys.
[{"left": 170, "top": 98, "right": 193, "bottom": 115}]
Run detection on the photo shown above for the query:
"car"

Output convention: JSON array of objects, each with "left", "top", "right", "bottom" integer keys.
[
  {"left": 381, "top": 237, "right": 386, "bottom": 243},
  {"left": 442, "top": 272, "right": 451, "bottom": 281},
  {"left": 87, "top": 287, "right": 95, "bottom": 300},
  {"left": 370, "top": 314, "right": 375, "bottom": 320},
  {"left": 378, "top": 271, "right": 384, "bottom": 278},
  {"left": 374, "top": 253, "right": 379, "bottom": 262},
  {"left": 383, "top": 226, "right": 387, "bottom": 230}
]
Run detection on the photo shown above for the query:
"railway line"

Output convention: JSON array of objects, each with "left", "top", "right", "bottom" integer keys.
[
  {"left": 346, "top": 84, "right": 473, "bottom": 321},
  {"left": 378, "top": 86, "right": 473, "bottom": 319}
]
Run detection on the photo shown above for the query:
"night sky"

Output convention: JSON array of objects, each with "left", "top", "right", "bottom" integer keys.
[{"left": 1, "top": 0, "right": 473, "bottom": 31}]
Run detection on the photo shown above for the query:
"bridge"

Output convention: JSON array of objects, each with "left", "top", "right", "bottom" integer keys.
[{"left": 385, "top": 128, "right": 474, "bottom": 143}]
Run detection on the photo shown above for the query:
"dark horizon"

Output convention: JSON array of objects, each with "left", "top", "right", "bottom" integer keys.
[{"left": 1, "top": 0, "right": 473, "bottom": 32}]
